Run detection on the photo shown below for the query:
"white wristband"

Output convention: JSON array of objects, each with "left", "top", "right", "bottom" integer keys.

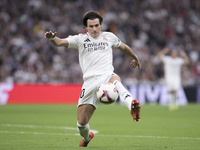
[{"left": 49, "top": 36, "right": 55, "bottom": 41}]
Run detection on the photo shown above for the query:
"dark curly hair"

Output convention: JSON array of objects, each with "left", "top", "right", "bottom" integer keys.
[{"left": 82, "top": 10, "right": 103, "bottom": 27}]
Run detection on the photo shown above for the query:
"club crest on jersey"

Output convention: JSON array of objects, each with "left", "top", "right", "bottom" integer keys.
[{"left": 103, "top": 36, "right": 108, "bottom": 41}]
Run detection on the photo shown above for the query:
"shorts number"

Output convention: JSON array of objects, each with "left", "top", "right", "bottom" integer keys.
[{"left": 80, "top": 89, "right": 85, "bottom": 98}]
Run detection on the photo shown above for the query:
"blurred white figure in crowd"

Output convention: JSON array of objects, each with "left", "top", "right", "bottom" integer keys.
[{"left": 157, "top": 47, "right": 189, "bottom": 110}]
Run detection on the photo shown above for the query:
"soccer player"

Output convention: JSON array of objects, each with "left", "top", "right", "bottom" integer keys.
[
  {"left": 157, "top": 47, "right": 189, "bottom": 110},
  {"left": 44, "top": 10, "right": 141, "bottom": 147}
]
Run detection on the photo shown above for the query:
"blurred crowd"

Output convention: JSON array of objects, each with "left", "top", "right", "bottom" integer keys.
[{"left": 0, "top": 0, "right": 200, "bottom": 86}]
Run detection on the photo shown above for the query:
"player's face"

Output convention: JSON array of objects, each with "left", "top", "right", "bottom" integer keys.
[
  {"left": 86, "top": 18, "right": 102, "bottom": 38},
  {"left": 171, "top": 49, "right": 178, "bottom": 58}
]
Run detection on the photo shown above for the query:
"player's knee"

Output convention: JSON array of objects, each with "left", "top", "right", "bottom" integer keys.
[
  {"left": 77, "top": 113, "right": 89, "bottom": 125},
  {"left": 77, "top": 118, "right": 88, "bottom": 126},
  {"left": 77, "top": 104, "right": 95, "bottom": 125}
]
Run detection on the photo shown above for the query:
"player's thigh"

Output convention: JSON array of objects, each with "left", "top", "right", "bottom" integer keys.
[{"left": 77, "top": 104, "right": 96, "bottom": 125}]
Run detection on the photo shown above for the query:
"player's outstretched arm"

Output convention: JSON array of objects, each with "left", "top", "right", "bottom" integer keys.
[
  {"left": 180, "top": 50, "right": 190, "bottom": 65},
  {"left": 44, "top": 31, "right": 69, "bottom": 47},
  {"left": 118, "top": 42, "right": 140, "bottom": 69},
  {"left": 157, "top": 47, "right": 170, "bottom": 60}
]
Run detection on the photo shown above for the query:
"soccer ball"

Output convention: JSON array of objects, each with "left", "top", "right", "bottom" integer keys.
[{"left": 97, "top": 82, "right": 119, "bottom": 104}]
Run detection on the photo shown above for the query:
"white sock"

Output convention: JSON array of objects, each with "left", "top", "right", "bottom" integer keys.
[
  {"left": 174, "top": 94, "right": 178, "bottom": 105},
  {"left": 169, "top": 93, "right": 176, "bottom": 107},
  {"left": 77, "top": 122, "right": 90, "bottom": 142},
  {"left": 113, "top": 80, "right": 133, "bottom": 111}
]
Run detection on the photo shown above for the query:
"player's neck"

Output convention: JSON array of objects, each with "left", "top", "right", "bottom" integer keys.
[{"left": 87, "top": 32, "right": 102, "bottom": 39}]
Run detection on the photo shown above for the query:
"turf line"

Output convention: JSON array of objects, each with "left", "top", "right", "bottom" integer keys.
[
  {"left": 1, "top": 123, "right": 77, "bottom": 130},
  {"left": 96, "top": 134, "right": 200, "bottom": 140},
  {"left": 1, "top": 124, "right": 200, "bottom": 140},
  {"left": 0, "top": 130, "right": 199, "bottom": 140},
  {"left": 1, "top": 123, "right": 98, "bottom": 134}
]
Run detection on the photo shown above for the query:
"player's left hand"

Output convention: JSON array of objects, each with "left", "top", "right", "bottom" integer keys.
[
  {"left": 130, "top": 59, "right": 140, "bottom": 69},
  {"left": 179, "top": 50, "right": 187, "bottom": 57}
]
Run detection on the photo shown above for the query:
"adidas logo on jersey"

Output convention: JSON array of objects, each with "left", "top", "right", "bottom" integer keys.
[{"left": 84, "top": 38, "right": 91, "bottom": 42}]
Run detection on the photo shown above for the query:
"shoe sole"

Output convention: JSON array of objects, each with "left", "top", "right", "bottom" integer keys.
[
  {"left": 131, "top": 99, "right": 141, "bottom": 121},
  {"left": 79, "top": 132, "right": 94, "bottom": 147}
]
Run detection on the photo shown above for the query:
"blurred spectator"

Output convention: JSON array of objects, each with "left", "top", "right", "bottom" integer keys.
[{"left": 0, "top": 0, "right": 199, "bottom": 86}]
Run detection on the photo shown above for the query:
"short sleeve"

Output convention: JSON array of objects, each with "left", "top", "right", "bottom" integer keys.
[
  {"left": 110, "top": 33, "right": 121, "bottom": 48},
  {"left": 178, "top": 57, "right": 184, "bottom": 65},
  {"left": 161, "top": 56, "right": 168, "bottom": 63},
  {"left": 66, "top": 35, "right": 79, "bottom": 49}
]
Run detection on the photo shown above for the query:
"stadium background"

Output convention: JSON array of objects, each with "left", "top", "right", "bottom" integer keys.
[{"left": 0, "top": 0, "right": 200, "bottom": 104}]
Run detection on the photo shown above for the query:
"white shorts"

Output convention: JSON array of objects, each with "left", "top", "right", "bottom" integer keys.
[
  {"left": 78, "top": 73, "right": 116, "bottom": 108},
  {"left": 166, "top": 78, "right": 181, "bottom": 91}
]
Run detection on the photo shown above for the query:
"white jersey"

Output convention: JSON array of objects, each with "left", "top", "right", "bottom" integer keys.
[
  {"left": 162, "top": 56, "right": 184, "bottom": 90},
  {"left": 67, "top": 32, "right": 121, "bottom": 79}
]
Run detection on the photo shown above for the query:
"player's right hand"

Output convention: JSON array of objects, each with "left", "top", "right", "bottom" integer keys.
[
  {"left": 44, "top": 31, "right": 57, "bottom": 39},
  {"left": 163, "top": 47, "right": 170, "bottom": 53},
  {"left": 130, "top": 59, "right": 141, "bottom": 69}
]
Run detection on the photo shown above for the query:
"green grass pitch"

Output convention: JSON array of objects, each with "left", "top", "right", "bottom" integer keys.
[{"left": 0, "top": 103, "right": 200, "bottom": 150}]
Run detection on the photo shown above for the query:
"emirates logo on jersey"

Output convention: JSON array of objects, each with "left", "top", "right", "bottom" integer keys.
[{"left": 83, "top": 42, "right": 109, "bottom": 52}]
